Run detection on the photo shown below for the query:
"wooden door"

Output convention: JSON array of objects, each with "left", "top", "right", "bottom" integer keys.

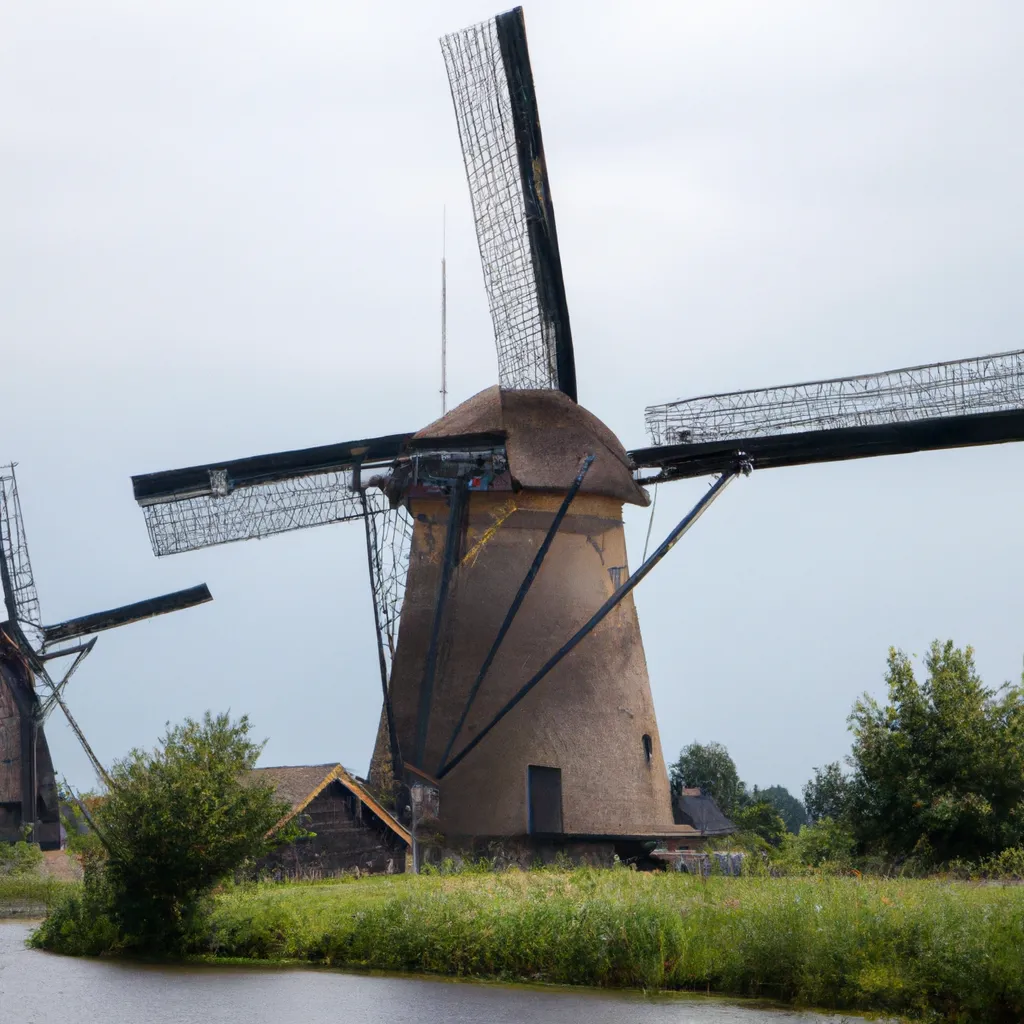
[{"left": 527, "top": 765, "right": 562, "bottom": 834}]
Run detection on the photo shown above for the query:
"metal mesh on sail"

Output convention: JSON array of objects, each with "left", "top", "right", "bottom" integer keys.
[
  {"left": 646, "top": 349, "right": 1024, "bottom": 446},
  {"left": 0, "top": 464, "right": 41, "bottom": 627},
  {"left": 441, "top": 16, "right": 558, "bottom": 392},
  {"left": 140, "top": 471, "right": 367, "bottom": 556},
  {"left": 363, "top": 491, "right": 413, "bottom": 681}
]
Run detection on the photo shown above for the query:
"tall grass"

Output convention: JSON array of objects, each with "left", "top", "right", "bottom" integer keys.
[
  {"left": 202, "top": 870, "right": 1024, "bottom": 1021},
  {"left": 0, "top": 875, "right": 79, "bottom": 914}
]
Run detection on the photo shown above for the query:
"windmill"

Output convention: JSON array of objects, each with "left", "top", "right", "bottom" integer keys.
[
  {"left": 129, "top": 8, "right": 1024, "bottom": 861},
  {"left": 0, "top": 463, "right": 212, "bottom": 848}
]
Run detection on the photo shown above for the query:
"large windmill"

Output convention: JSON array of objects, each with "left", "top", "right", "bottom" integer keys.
[
  {"left": 0, "top": 463, "right": 211, "bottom": 848},
  {"left": 130, "top": 8, "right": 1024, "bottom": 860}
]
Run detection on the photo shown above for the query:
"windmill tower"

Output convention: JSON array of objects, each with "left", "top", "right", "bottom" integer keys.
[
  {"left": 0, "top": 463, "right": 212, "bottom": 848},
  {"left": 129, "top": 7, "right": 1024, "bottom": 863}
]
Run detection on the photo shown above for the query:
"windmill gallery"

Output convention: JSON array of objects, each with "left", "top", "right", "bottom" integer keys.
[{"left": 5, "top": 7, "right": 1024, "bottom": 871}]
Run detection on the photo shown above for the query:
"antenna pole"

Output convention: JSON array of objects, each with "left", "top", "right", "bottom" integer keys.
[{"left": 441, "top": 207, "right": 447, "bottom": 415}]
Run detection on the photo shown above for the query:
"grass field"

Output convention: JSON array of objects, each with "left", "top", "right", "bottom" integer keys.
[
  {"left": 197, "top": 870, "right": 1024, "bottom": 1021},
  {"left": 0, "top": 874, "right": 79, "bottom": 915}
]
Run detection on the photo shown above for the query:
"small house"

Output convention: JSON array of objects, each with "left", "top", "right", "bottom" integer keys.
[
  {"left": 249, "top": 763, "right": 410, "bottom": 879},
  {"left": 648, "top": 788, "right": 737, "bottom": 871}
]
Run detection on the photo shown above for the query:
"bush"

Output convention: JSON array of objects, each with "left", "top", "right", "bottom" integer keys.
[
  {"left": 979, "top": 846, "right": 1024, "bottom": 880},
  {"left": 33, "top": 711, "right": 295, "bottom": 955},
  {"left": 792, "top": 817, "right": 857, "bottom": 869},
  {"left": 60, "top": 792, "right": 107, "bottom": 859},
  {"left": 732, "top": 801, "right": 788, "bottom": 847},
  {"left": 30, "top": 852, "right": 119, "bottom": 956},
  {"left": 0, "top": 839, "right": 43, "bottom": 876}
]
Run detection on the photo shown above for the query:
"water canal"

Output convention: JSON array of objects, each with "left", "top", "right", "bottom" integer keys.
[{"left": 0, "top": 921, "right": 872, "bottom": 1024}]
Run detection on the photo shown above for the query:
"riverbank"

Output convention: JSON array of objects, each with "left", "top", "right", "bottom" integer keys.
[
  {"left": 27, "top": 869, "right": 1024, "bottom": 1021},
  {"left": 0, "top": 919, "right": 885, "bottom": 1024},
  {"left": 0, "top": 875, "right": 78, "bottom": 917},
  {"left": 207, "top": 871, "right": 1018, "bottom": 1021}
]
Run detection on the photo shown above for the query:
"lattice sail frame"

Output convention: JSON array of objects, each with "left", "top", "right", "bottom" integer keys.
[
  {"left": 137, "top": 464, "right": 413, "bottom": 674},
  {"left": 645, "top": 349, "right": 1024, "bottom": 446},
  {"left": 139, "top": 469, "right": 368, "bottom": 556},
  {"left": 441, "top": 10, "right": 572, "bottom": 395},
  {"left": 363, "top": 492, "right": 414, "bottom": 681},
  {"left": 0, "top": 464, "right": 42, "bottom": 629}
]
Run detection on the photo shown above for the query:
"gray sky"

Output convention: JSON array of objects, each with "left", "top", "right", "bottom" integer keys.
[{"left": 2, "top": 1, "right": 1023, "bottom": 799}]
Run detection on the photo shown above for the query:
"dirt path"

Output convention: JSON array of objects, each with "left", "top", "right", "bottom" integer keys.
[{"left": 38, "top": 850, "right": 83, "bottom": 882}]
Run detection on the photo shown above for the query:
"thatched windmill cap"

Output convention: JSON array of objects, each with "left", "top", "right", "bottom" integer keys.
[{"left": 415, "top": 386, "right": 649, "bottom": 506}]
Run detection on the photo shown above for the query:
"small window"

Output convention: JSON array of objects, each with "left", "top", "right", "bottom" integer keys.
[{"left": 642, "top": 734, "right": 653, "bottom": 764}]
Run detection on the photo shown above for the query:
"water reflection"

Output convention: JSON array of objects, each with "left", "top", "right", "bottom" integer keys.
[{"left": 0, "top": 922, "right": 865, "bottom": 1024}]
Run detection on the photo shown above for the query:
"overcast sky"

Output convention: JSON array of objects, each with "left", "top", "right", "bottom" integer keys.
[{"left": 3, "top": 1, "right": 1023, "bottom": 800}]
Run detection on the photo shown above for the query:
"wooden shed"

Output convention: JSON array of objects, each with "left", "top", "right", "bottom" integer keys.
[{"left": 249, "top": 763, "right": 409, "bottom": 878}]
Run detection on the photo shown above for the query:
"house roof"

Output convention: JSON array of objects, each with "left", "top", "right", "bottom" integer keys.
[
  {"left": 672, "top": 791, "right": 736, "bottom": 836},
  {"left": 247, "top": 763, "right": 411, "bottom": 847}
]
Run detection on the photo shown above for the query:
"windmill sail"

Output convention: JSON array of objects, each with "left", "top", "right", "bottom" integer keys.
[
  {"left": 1, "top": 461, "right": 218, "bottom": 825},
  {"left": 0, "top": 465, "right": 41, "bottom": 628},
  {"left": 132, "top": 434, "right": 411, "bottom": 556},
  {"left": 441, "top": 7, "right": 577, "bottom": 402},
  {"left": 42, "top": 584, "right": 213, "bottom": 645},
  {"left": 633, "top": 348, "right": 1024, "bottom": 480}
]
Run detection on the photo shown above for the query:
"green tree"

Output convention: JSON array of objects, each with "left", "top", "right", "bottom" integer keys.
[
  {"left": 848, "top": 641, "right": 1024, "bottom": 864},
  {"left": 803, "top": 762, "right": 850, "bottom": 824},
  {"left": 36, "top": 711, "right": 294, "bottom": 953},
  {"left": 753, "top": 785, "right": 807, "bottom": 834},
  {"left": 732, "top": 800, "right": 788, "bottom": 847},
  {"left": 670, "top": 741, "right": 744, "bottom": 813}
]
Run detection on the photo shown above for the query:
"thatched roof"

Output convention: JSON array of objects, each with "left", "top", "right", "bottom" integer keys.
[
  {"left": 415, "top": 386, "right": 649, "bottom": 507},
  {"left": 247, "top": 763, "right": 410, "bottom": 847}
]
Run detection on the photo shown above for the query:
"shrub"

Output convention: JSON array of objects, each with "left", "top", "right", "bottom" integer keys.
[
  {"left": 0, "top": 839, "right": 43, "bottom": 876},
  {"left": 30, "top": 851, "right": 119, "bottom": 956},
  {"left": 732, "top": 800, "right": 788, "bottom": 847},
  {"left": 33, "top": 711, "right": 295, "bottom": 955},
  {"left": 980, "top": 846, "right": 1024, "bottom": 880},
  {"left": 792, "top": 817, "right": 857, "bottom": 868}
]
